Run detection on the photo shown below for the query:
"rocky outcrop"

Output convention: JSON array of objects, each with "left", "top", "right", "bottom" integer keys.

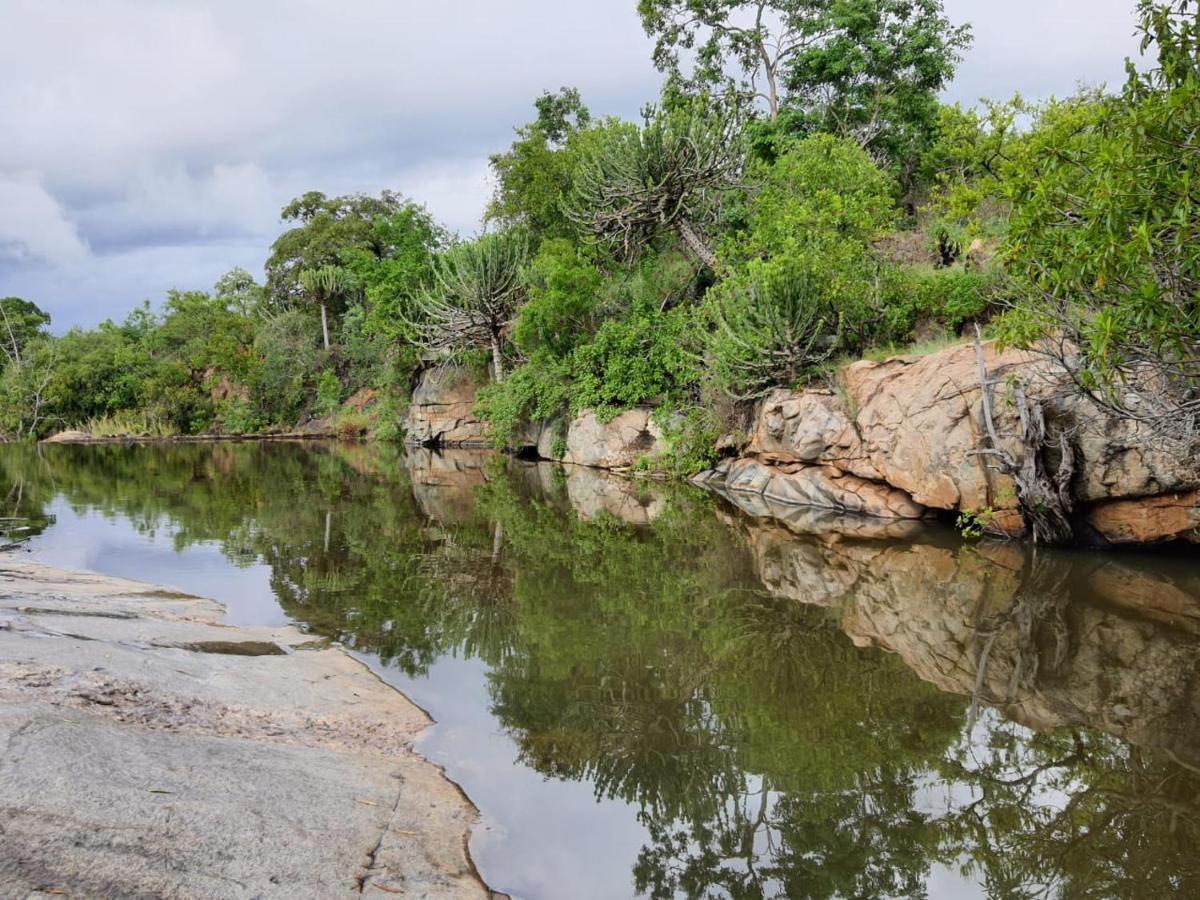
[
  {"left": 1086, "top": 489, "right": 1200, "bottom": 544},
  {"left": 405, "top": 365, "right": 488, "bottom": 447},
  {"left": 703, "top": 341, "right": 1200, "bottom": 544},
  {"left": 521, "top": 408, "right": 669, "bottom": 471}
]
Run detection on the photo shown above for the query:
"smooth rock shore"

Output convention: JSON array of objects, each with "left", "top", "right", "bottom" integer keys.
[{"left": 0, "top": 562, "right": 489, "bottom": 899}]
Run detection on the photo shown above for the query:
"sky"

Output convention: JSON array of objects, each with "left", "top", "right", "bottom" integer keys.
[{"left": 0, "top": 0, "right": 1145, "bottom": 330}]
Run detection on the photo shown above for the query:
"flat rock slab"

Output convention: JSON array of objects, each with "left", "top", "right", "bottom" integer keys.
[{"left": 0, "top": 562, "right": 488, "bottom": 899}]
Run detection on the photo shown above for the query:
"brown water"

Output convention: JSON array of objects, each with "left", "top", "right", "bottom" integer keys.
[{"left": 4, "top": 441, "right": 1199, "bottom": 899}]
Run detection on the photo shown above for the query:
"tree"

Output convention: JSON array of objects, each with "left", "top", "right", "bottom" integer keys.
[
  {"left": 265, "top": 191, "right": 430, "bottom": 305},
  {"left": 638, "top": 0, "right": 818, "bottom": 120},
  {"left": 996, "top": 0, "right": 1200, "bottom": 444},
  {"left": 564, "top": 98, "right": 742, "bottom": 268},
  {"left": 638, "top": 0, "right": 970, "bottom": 178},
  {"left": 408, "top": 230, "right": 530, "bottom": 382},
  {"left": 709, "top": 260, "right": 842, "bottom": 398},
  {"left": 298, "top": 265, "right": 353, "bottom": 351},
  {"left": 0, "top": 297, "right": 51, "bottom": 370},
  {"left": 786, "top": 0, "right": 971, "bottom": 188},
  {"left": 487, "top": 88, "right": 593, "bottom": 241}
]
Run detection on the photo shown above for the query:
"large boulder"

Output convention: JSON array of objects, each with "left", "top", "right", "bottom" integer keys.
[
  {"left": 405, "top": 365, "right": 488, "bottom": 447},
  {"left": 1086, "top": 490, "right": 1200, "bottom": 545},
  {"left": 562, "top": 408, "right": 667, "bottom": 469},
  {"left": 748, "top": 389, "right": 880, "bottom": 479}
]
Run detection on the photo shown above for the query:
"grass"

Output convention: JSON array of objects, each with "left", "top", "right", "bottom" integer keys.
[{"left": 82, "top": 411, "right": 179, "bottom": 438}]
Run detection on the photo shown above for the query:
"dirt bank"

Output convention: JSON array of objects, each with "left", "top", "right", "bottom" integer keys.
[{"left": 0, "top": 562, "right": 490, "bottom": 899}]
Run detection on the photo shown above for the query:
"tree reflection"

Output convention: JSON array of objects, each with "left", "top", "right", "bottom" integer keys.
[{"left": 3, "top": 441, "right": 1199, "bottom": 898}]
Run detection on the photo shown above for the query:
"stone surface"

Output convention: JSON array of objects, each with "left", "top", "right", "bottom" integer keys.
[
  {"left": 1086, "top": 489, "right": 1200, "bottom": 544},
  {"left": 709, "top": 340, "right": 1200, "bottom": 543},
  {"left": 842, "top": 343, "right": 1033, "bottom": 513},
  {"left": 0, "top": 563, "right": 487, "bottom": 900},
  {"left": 562, "top": 408, "right": 667, "bottom": 470},
  {"left": 722, "top": 458, "right": 926, "bottom": 520},
  {"left": 405, "top": 364, "right": 488, "bottom": 447},
  {"left": 748, "top": 388, "right": 879, "bottom": 479}
]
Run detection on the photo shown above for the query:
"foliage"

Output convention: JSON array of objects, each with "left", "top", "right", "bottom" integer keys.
[
  {"left": 708, "top": 259, "right": 842, "bottom": 398},
  {"left": 638, "top": 0, "right": 970, "bottom": 187},
  {"left": 407, "top": 229, "right": 531, "bottom": 381},
  {"left": 487, "top": 88, "right": 593, "bottom": 241},
  {"left": 993, "top": 0, "right": 1200, "bottom": 437},
  {"left": 564, "top": 96, "right": 742, "bottom": 267}
]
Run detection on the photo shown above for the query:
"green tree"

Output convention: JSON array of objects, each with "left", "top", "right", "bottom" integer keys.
[
  {"left": 408, "top": 230, "right": 530, "bottom": 382},
  {"left": 264, "top": 191, "right": 430, "bottom": 305},
  {"left": 781, "top": 0, "right": 971, "bottom": 181},
  {"left": 996, "top": 0, "right": 1200, "bottom": 441},
  {"left": 487, "top": 88, "right": 593, "bottom": 241},
  {"left": 0, "top": 297, "right": 51, "bottom": 370},
  {"left": 638, "top": 0, "right": 970, "bottom": 158}
]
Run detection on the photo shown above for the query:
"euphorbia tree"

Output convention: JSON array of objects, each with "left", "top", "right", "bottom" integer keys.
[
  {"left": 408, "top": 230, "right": 530, "bottom": 382},
  {"left": 564, "top": 99, "right": 742, "bottom": 269},
  {"left": 298, "top": 265, "right": 352, "bottom": 351}
]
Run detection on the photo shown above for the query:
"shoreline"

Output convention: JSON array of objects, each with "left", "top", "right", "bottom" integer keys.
[{"left": 0, "top": 560, "right": 491, "bottom": 899}]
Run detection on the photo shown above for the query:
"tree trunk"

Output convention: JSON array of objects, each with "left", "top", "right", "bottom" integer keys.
[
  {"left": 675, "top": 219, "right": 717, "bottom": 269},
  {"left": 973, "top": 327, "right": 1075, "bottom": 545},
  {"left": 320, "top": 302, "right": 330, "bottom": 352},
  {"left": 490, "top": 333, "right": 505, "bottom": 383}
]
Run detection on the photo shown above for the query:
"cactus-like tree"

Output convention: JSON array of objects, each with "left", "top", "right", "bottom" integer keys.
[
  {"left": 298, "top": 265, "right": 352, "bottom": 351},
  {"left": 564, "top": 100, "right": 742, "bottom": 268},
  {"left": 408, "top": 231, "right": 530, "bottom": 382}
]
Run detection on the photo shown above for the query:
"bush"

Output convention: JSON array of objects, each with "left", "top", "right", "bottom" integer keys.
[
  {"left": 707, "top": 259, "right": 841, "bottom": 399},
  {"left": 314, "top": 369, "right": 343, "bottom": 418}
]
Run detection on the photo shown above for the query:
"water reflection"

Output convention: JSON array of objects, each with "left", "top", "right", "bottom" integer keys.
[{"left": 4, "top": 441, "right": 1199, "bottom": 898}]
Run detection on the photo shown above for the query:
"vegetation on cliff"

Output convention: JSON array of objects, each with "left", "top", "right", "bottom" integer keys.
[{"left": 3, "top": 1, "right": 1195, "bottom": 461}]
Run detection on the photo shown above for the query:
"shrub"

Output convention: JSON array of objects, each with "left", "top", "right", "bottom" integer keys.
[{"left": 707, "top": 260, "right": 842, "bottom": 399}]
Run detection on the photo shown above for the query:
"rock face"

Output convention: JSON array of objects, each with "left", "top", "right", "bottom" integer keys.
[
  {"left": 703, "top": 341, "right": 1200, "bottom": 544},
  {"left": 713, "top": 458, "right": 925, "bottom": 520},
  {"left": 1086, "top": 490, "right": 1200, "bottom": 544},
  {"left": 559, "top": 408, "right": 668, "bottom": 470},
  {"left": 0, "top": 563, "right": 487, "bottom": 899},
  {"left": 405, "top": 365, "right": 488, "bottom": 447}
]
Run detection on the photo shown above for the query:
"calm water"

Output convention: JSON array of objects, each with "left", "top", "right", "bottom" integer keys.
[{"left": 3, "top": 441, "right": 1199, "bottom": 899}]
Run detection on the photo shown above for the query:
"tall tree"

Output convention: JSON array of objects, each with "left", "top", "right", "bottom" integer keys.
[
  {"left": 0, "top": 297, "right": 51, "bottom": 370},
  {"left": 487, "top": 88, "right": 593, "bottom": 241},
  {"left": 638, "top": 0, "right": 970, "bottom": 173},
  {"left": 265, "top": 191, "right": 430, "bottom": 305},
  {"left": 564, "top": 98, "right": 742, "bottom": 268},
  {"left": 408, "top": 231, "right": 529, "bottom": 382},
  {"left": 299, "top": 266, "right": 353, "bottom": 351}
]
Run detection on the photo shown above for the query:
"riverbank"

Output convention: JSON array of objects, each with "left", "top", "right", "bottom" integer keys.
[{"left": 0, "top": 561, "right": 489, "bottom": 899}]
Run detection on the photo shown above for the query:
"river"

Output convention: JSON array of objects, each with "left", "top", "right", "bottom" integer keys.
[{"left": 3, "top": 440, "right": 1198, "bottom": 899}]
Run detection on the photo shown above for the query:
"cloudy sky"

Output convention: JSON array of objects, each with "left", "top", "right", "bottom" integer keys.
[{"left": 1, "top": 0, "right": 1143, "bottom": 330}]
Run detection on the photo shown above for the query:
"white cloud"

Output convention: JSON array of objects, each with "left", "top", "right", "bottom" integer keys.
[{"left": 0, "top": 172, "right": 88, "bottom": 264}]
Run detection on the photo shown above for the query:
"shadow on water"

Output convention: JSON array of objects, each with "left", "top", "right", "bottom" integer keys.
[{"left": 4, "top": 440, "right": 1199, "bottom": 899}]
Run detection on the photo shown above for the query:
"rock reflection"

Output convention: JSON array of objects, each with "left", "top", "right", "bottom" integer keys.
[{"left": 2, "top": 441, "right": 1198, "bottom": 898}]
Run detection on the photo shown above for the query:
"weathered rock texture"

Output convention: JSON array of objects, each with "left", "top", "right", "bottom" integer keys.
[
  {"left": 0, "top": 563, "right": 488, "bottom": 899},
  {"left": 705, "top": 341, "right": 1200, "bottom": 543},
  {"left": 559, "top": 408, "right": 667, "bottom": 469},
  {"left": 405, "top": 364, "right": 488, "bottom": 447}
]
